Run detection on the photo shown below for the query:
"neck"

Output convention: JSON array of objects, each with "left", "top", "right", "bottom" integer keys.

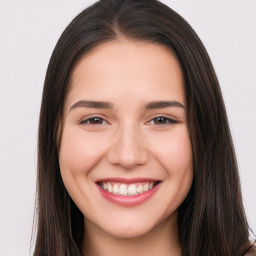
[{"left": 82, "top": 213, "right": 181, "bottom": 256}]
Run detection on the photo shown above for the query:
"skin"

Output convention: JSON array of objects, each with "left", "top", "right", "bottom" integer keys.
[{"left": 59, "top": 39, "right": 193, "bottom": 256}]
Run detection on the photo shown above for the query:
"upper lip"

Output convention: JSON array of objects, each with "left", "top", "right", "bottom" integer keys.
[{"left": 96, "top": 177, "right": 160, "bottom": 184}]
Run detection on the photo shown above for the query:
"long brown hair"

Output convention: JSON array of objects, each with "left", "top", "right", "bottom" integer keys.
[{"left": 33, "top": 0, "right": 250, "bottom": 255}]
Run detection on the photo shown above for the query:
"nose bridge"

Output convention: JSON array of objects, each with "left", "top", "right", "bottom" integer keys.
[{"left": 107, "top": 121, "right": 148, "bottom": 169}]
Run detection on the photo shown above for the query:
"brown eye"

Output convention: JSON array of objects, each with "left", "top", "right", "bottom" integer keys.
[
  {"left": 80, "top": 117, "right": 106, "bottom": 125},
  {"left": 148, "top": 116, "right": 177, "bottom": 125}
]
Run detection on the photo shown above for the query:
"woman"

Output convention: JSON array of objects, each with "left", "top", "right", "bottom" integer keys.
[{"left": 33, "top": 0, "right": 255, "bottom": 255}]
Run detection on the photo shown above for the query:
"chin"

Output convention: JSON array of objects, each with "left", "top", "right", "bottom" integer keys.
[
  {"left": 88, "top": 210, "right": 171, "bottom": 240},
  {"left": 101, "top": 222, "right": 156, "bottom": 239}
]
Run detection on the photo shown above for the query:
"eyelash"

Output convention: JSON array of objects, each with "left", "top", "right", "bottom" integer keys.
[
  {"left": 79, "top": 116, "right": 178, "bottom": 126},
  {"left": 146, "top": 116, "right": 178, "bottom": 125},
  {"left": 79, "top": 116, "right": 107, "bottom": 125}
]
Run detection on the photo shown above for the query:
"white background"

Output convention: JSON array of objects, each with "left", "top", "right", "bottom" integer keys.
[{"left": 0, "top": 0, "right": 255, "bottom": 255}]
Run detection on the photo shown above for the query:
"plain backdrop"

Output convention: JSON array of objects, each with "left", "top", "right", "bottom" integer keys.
[{"left": 0, "top": 0, "right": 255, "bottom": 255}]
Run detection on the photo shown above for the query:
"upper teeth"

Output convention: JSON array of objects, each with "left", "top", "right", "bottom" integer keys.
[{"left": 100, "top": 182, "right": 155, "bottom": 196}]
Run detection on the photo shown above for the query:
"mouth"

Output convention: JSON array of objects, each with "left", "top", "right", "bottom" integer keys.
[
  {"left": 96, "top": 178, "right": 161, "bottom": 207},
  {"left": 97, "top": 180, "right": 160, "bottom": 196}
]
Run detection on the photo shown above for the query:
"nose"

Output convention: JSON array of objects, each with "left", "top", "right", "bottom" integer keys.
[{"left": 107, "top": 125, "right": 148, "bottom": 169}]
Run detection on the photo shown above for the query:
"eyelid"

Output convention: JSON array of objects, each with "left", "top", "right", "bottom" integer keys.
[
  {"left": 79, "top": 115, "right": 108, "bottom": 125},
  {"left": 78, "top": 114, "right": 179, "bottom": 126},
  {"left": 146, "top": 115, "right": 178, "bottom": 125}
]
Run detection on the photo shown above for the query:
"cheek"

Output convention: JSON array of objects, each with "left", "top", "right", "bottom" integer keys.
[
  {"left": 150, "top": 126, "right": 193, "bottom": 175},
  {"left": 59, "top": 127, "right": 106, "bottom": 176}
]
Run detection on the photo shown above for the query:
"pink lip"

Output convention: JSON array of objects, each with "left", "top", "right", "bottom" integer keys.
[
  {"left": 96, "top": 181, "right": 161, "bottom": 207},
  {"left": 96, "top": 177, "right": 157, "bottom": 184}
]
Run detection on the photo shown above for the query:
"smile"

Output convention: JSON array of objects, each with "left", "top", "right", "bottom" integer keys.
[
  {"left": 96, "top": 178, "right": 161, "bottom": 207},
  {"left": 98, "top": 181, "right": 159, "bottom": 196}
]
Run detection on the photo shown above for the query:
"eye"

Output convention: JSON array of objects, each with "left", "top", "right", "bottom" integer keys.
[
  {"left": 147, "top": 116, "right": 177, "bottom": 125},
  {"left": 80, "top": 117, "right": 107, "bottom": 125}
]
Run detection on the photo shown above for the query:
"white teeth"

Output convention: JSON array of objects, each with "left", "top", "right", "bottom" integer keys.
[
  {"left": 143, "top": 183, "right": 149, "bottom": 192},
  {"left": 127, "top": 184, "right": 137, "bottom": 196},
  {"left": 119, "top": 184, "right": 127, "bottom": 196},
  {"left": 113, "top": 184, "right": 119, "bottom": 194},
  {"left": 100, "top": 181, "right": 157, "bottom": 196},
  {"left": 107, "top": 183, "right": 113, "bottom": 193},
  {"left": 137, "top": 185, "right": 143, "bottom": 194}
]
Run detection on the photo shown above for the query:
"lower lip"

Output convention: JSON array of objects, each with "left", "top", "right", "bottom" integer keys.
[{"left": 97, "top": 183, "right": 160, "bottom": 207}]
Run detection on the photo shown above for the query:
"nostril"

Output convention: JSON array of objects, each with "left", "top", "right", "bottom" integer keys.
[
  {"left": 107, "top": 130, "right": 148, "bottom": 168},
  {"left": 107, "top": 151, "right": 148, "bottom": 169}
]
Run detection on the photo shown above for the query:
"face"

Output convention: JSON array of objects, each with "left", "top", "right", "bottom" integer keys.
[{"left": 59, "top": 39, "right": 193, "bottom": 239}]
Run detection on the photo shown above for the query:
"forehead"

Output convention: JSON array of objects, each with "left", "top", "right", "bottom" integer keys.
[{"left": 66, "top": 39, "right": 185, "bottom": 109}]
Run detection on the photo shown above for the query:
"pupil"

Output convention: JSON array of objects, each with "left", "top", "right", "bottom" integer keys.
[
  {"left": 92, "top": 118, "right": 101, "bottom": 124},
  {"left": 156, "top": 117, "right": 166, "bottom": 124}
]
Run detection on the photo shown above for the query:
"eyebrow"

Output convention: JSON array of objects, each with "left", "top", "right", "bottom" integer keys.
[
  {"left": 69, "top": 100, "right": 185, "bottom": 112},
  {"left": 145, "top": 100, "right": 185, "bottom": 109},
  {"left": 69, "top": 100, "right": 114, "bottom": 112}
]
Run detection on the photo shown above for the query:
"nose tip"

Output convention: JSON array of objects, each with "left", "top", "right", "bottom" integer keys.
[{"left": 107, "top": 129, "right": 148, "bottom": 169}]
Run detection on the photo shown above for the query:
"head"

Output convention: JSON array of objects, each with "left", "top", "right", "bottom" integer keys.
[{"left": 34, "top": 0, "right": 249, "bottom": 255}]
